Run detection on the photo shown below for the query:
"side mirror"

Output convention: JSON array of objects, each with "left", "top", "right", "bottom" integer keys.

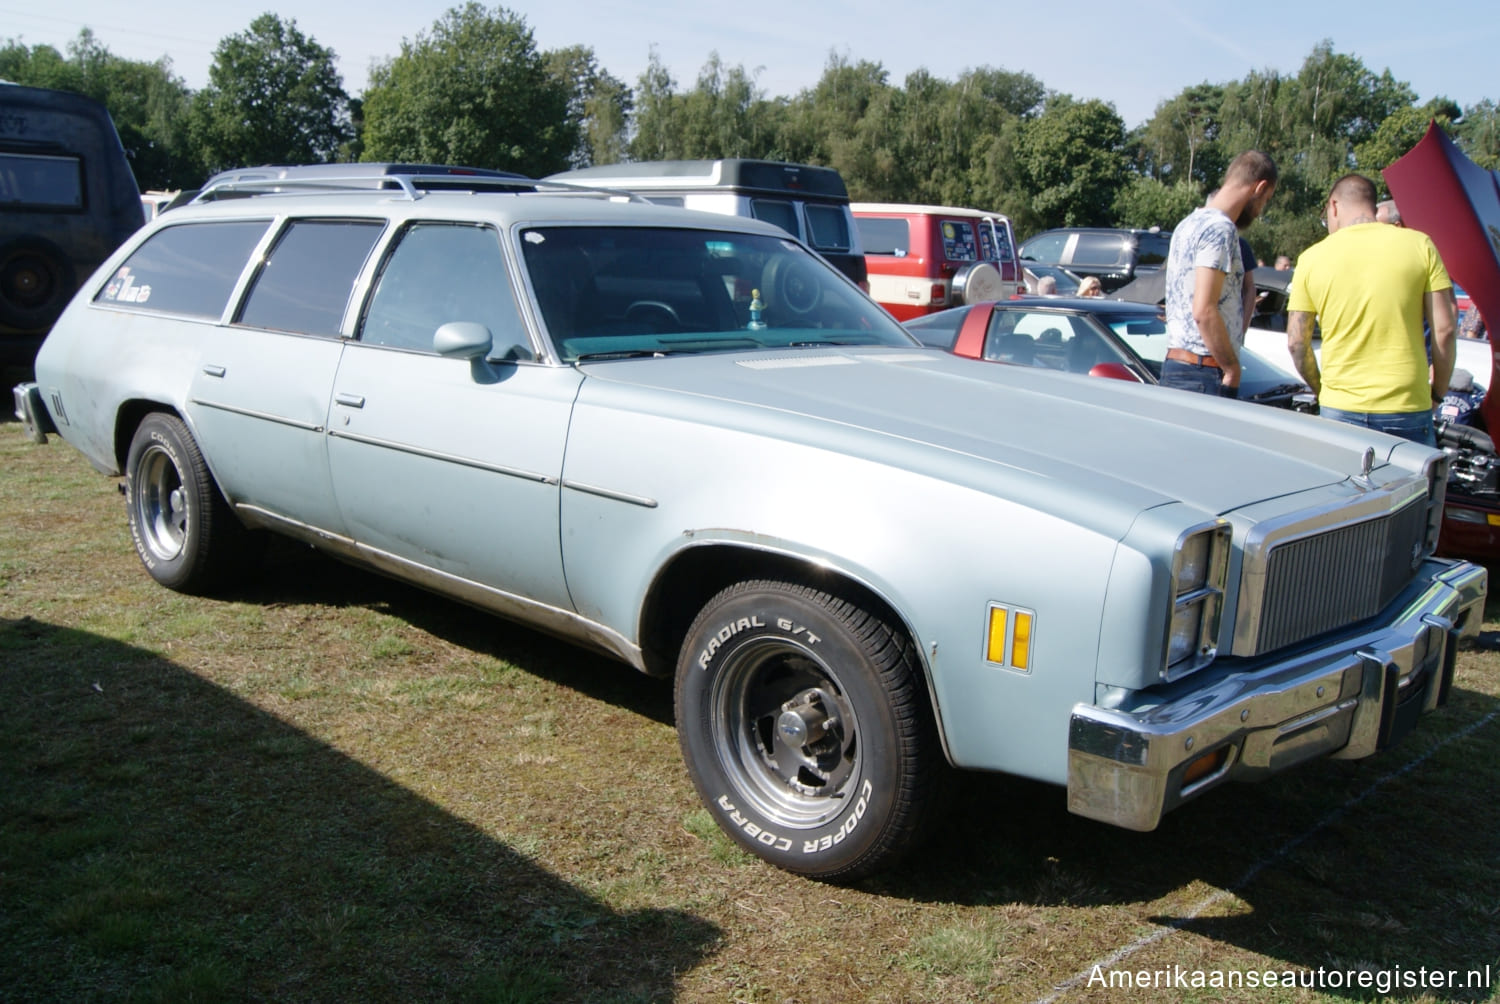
[
  {"left": 433, "top": 322, "right": 493, "bottom": 359},
  {"left": 1088, "top": 362, "right": 1143, "bottom": 383}
]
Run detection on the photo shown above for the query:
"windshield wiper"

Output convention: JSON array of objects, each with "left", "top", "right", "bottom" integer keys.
[{"left": 573, "top": 348, "right": 684, "bottom": 361}]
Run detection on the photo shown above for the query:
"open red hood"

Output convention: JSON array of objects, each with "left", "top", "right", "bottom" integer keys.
[{"left": 1383, "top": 121, "right": 1500, "bottom": 430}]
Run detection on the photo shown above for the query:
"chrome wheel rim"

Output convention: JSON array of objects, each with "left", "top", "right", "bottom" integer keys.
[
  {"left": 710, "top": 636, "right": 861, "bottom": 828},
  {"left": 134, "top": 445, "right": 188, "bottom": 562}
]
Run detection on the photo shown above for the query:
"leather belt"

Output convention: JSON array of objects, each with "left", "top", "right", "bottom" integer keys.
[{"left": 1165, "top": 347, "right": 1220, "bottom": 369}]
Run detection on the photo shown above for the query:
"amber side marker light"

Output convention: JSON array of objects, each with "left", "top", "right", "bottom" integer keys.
[
  {"left": 1182, "top": 747, "right": 1228, "bottom": 787},
  {"left": 986, "top": 604, "right": 1034, "bottom": 671}
]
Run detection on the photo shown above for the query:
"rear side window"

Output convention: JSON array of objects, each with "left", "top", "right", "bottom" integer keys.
[
  {"left": 1070, "top": 233, "right": 1130, "bottom": 266},
  {"left": 804, "top": 204, "right": 851, "bottom": 251},
  {"left": 750, "top": 199, "right": 799, "bottom": 238},
  {"left": 856, "top": 217, "right": 910, "bottom": 255},
  {"left": 238, "top": 219, "right": 385, "bottom": 336},
  {"left": 977, "top": 220, "right": 1014, "bottom": 263},
  {"left": 940, "top": 220, "right": 978, "bottom": 261},
  {"left": 1020, "top": 232, "right": 1067, "bottom": 262},
  {"left": 361, "top": 222, "right": 522, "bottom": 353},
  {"left": 1137, "top": 233, "right": 1171, "bottom": 266},
  {"left": 94, "top": 220, "right": 270, "bottom": 318},
  {"left": 0, "top": 152, "right": 82, "bottom": 209}
]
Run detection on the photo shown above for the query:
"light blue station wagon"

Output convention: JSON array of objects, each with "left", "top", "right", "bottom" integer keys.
[{"left": 14, "top": 170, "right": 1487, "bottom": 880}]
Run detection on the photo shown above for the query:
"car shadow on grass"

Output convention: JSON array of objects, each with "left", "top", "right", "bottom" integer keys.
[
  {"left": 0, "top": 616, "right": 718, "bottom": 1003},
  {"left": 221, "top": 533, "right": 677, "bottom": 729},
  {"left": 185, "top": 539, "right": 1500, "bottom": 998}
]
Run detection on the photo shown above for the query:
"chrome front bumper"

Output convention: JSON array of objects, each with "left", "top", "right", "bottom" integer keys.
[
  {"left": 13, "top": 382, "right": 55, "bottom": 444},
  {"left": 1067, "top": 558, "right": 1487, "bottom": 831}
]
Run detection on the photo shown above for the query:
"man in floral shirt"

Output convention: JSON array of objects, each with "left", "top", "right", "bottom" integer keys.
[{"left": 1161, "top": 151, "right": 1278, "bottom": 397}]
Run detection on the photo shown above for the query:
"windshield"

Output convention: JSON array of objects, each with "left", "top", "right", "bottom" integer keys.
[{"left": 520, "top": 226, "right": 914, "bottom": 362}]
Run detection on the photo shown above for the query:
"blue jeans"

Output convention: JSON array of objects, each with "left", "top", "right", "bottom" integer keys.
[
  {"left": 1319, "top": 405, "right": 1436, "bottom": 447},
  {"left": 1160, "top": 359, "right": 1238, "bottom": 398}
]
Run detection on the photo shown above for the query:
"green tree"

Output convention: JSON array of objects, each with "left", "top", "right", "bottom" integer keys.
[
  {"left": 775, "top": 53, "right": 896, "bottom": 196},
  {"left": 191, "top": 14, "right": 350, "bottom": 172},
  {"left": 546, "top": 44, "right": 630, "bottom": 167},
  {"left": 1111, "top": 176, "right": 1202, "bottom": 229},
  {"left": 1, "top": 31, "right": 201, "bottom": 188},
  {"left": 1353, "top": 99, "right": 1459, "bottom": 183},
  {"left": 1019, "top": 97, "right": 1127, "bottom": 231},
  {"left": 1133, "top": 83, "right": 1225, "bottom": 185},
  {"left": 362, "top": 4, "right": 573, "bottom": 176},
  {"left": 1456, "top": 100, "right": 1500, "bottom": 170}
]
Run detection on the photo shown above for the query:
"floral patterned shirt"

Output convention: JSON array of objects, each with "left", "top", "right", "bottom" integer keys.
[{"left": 1164, "top": 206, "right": 1243, "bottom": 355}]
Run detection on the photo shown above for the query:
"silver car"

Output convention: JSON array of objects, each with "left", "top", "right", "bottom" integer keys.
[{"left": 14, "top": 170, "right": 1487, "bottom": 880}]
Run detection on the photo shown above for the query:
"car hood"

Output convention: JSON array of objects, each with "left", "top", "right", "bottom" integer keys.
[{"left": 576, "top": 347, "right": 1411, "bottom": 538}]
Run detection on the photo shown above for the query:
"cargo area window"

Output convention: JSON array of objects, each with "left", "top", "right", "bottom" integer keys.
[
  {"left": 0, "top": 152, "right": 83, "bottom": 209},
  {"left": 749, "top": 199, "right": 799, "bottom": 239},
  {"left": 804, "top": 204, "right": 851, "bottom": 251},
  {"left": 93, "top": 220, "right": 270, "bottom": 318},
  {"left": 855, "top": 218, "right": 910, "bottom": 255}
]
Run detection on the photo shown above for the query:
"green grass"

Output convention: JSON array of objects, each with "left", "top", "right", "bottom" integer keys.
[{"left": 3, "top": 419, "right": 1499, "bottom": 1002}]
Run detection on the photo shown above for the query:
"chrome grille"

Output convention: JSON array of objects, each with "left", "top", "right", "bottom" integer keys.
[{"left": 1254, "top": 497, "right": 1428, "bottom": 653}]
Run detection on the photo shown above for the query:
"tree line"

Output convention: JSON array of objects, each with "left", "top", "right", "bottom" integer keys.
[{"left": 5, "top": 3, "right": 1497, "bottom": 261}]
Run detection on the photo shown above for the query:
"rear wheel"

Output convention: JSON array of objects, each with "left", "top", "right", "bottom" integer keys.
[
  {"left": 0, "top": 237, "right": 76, "bottom": 333},
  {"left": 124, "top": 413, "right": 244, "bottom": 593},
  {"left": 675, "top": 580, "right": 941, "bottom": 880}
]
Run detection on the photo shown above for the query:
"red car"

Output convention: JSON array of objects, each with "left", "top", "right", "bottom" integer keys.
[{"left": 904, "top": 297, "right": 1313, "bottom": 408}]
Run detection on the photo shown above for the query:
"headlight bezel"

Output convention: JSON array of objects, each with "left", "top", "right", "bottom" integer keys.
[{"left": 1162, "top": 520, "right": 1231, "bottom": 681}]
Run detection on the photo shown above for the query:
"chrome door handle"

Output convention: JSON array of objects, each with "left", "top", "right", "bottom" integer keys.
[{"left": 334, "top": 392, "right": 365, "bottom": 409}]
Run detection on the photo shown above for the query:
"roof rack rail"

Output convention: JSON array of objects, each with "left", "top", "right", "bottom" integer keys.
[{"left": 191, "top": 171, "right": 543, "bottom": 203}]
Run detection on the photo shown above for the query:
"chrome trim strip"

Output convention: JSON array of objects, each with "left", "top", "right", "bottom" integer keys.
[
  {"left": 1233, "top": 474, "right": 1430, "bottom": 655},
  {"left": 325, "top": 429, "right": 558, "bottom": 484},
  {"left": 561, "top": 480, "right": 659, "bottom": 508},
  {"left": 189, "top": 396, "right": 326, "bottom": 433},
  {"left": 230, "top": 504, "right": 644, "bottom": 669}
]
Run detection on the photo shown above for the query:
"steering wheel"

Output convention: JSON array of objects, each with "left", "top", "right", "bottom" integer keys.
[{"left": 625, "top": 300, "right": 682, "bottom": 332}]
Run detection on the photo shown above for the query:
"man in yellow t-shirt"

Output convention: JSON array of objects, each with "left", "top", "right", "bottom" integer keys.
[{"left": 1287, "top": 174, "right": 1456, "bottom": 447}]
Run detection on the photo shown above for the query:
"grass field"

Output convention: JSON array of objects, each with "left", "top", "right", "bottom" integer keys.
[{"left": 2, "top": 415, "right": 1498, "bottom": 1003}]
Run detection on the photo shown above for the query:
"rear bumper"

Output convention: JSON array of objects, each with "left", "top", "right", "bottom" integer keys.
[
  {"left": 12, "top": 381, "right": 55, "bottom": 444},
  {"left": 1067, "top": 558, "right": 1487, "bottom": 830}
]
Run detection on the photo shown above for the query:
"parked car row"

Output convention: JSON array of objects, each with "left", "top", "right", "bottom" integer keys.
[{"left": 11, "top": 160, "right": 1487, "bottom": 883}]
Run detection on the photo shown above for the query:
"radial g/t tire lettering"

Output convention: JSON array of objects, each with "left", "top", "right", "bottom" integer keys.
[{"left": 675, "top": 579, "right": 942, "bottom": 881}]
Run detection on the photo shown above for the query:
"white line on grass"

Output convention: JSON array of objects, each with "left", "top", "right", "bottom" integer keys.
[{"left": 1032, "top": 707, "right": 1500, "bottom": 1004}]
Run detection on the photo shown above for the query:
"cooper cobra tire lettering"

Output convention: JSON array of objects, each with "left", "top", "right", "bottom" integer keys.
[
  {"left": 715, "top": 794, "right": 792, "bottom": 852},
  {"left": 676, "top": 580, "right": 943, "bottom": 880}
]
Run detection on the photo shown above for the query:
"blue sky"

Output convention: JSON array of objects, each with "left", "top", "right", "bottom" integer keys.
[{"left": 3, "top": 0, "right": 1496, "bottom": 129}]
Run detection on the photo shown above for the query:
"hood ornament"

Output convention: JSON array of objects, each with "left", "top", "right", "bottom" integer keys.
[{"left": 1359, "top": 447, "right": 1375, "bottom": 479}]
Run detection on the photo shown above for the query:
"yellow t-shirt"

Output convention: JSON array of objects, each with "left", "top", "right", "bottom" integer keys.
[{"left": 1287, "top": 222, "right": 1451, "bottom": 413}]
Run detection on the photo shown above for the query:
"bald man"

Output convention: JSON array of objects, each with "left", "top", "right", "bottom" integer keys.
[{"left": 1288, "top": 175, "right": 1455, "bottom": 445}]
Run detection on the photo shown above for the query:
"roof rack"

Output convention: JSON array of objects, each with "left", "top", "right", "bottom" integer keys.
[
  {"left": 191, "top": 172, "right": 540, "bottom": 203},
  {"left": 190, "top": 171, "right": 652, "bottom": 205}
]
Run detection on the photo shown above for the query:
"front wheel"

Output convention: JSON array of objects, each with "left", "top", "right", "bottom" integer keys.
[
  {"left": 675, "top": 580, "right": 942, "bottom": 880},
  {"left": 124, "top": 413, "right": 244, "bottom": 594}
]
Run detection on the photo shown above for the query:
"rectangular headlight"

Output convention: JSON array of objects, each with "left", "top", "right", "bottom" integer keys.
[{"left": 1164, "top": 522, "right": 1231, "bottom": 679}]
